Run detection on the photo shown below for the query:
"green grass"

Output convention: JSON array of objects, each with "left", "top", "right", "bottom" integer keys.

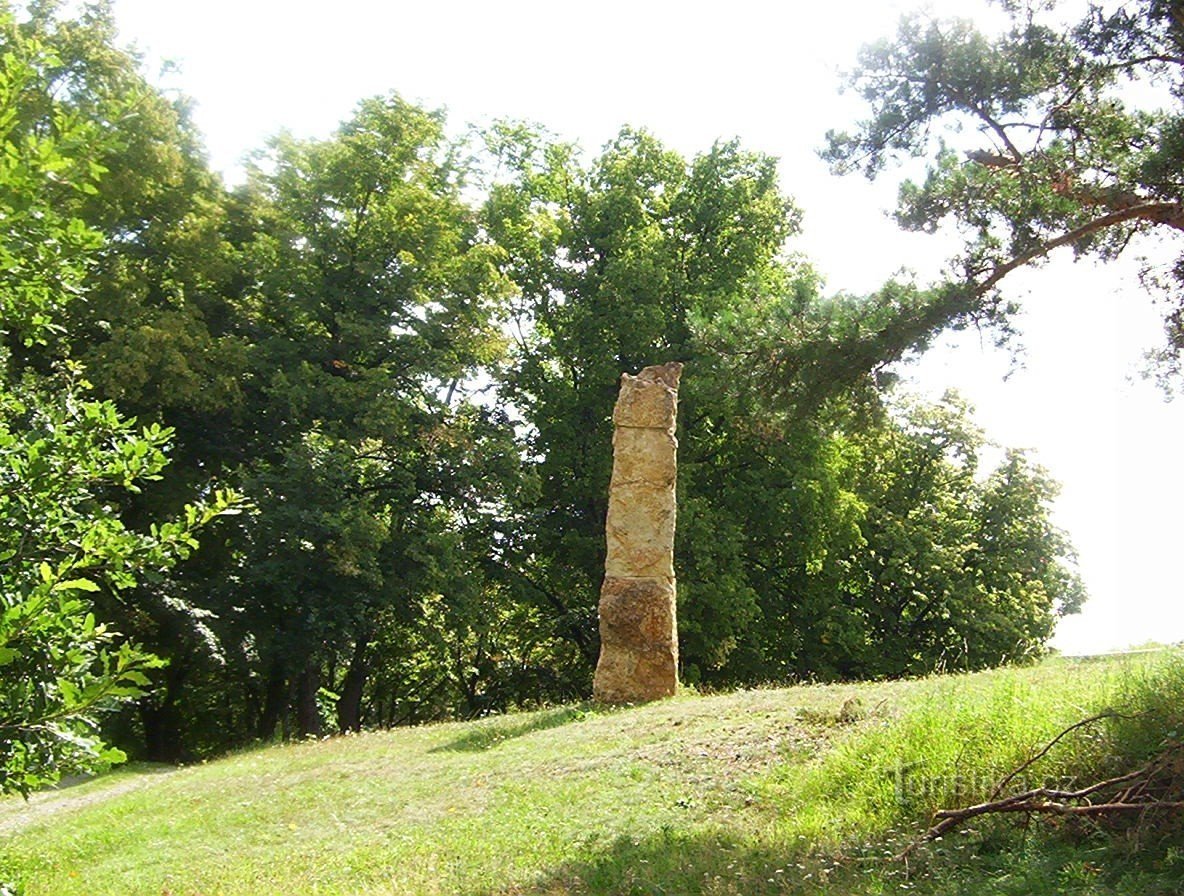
[{"left": 2, "top": 653, "right": 1183, "bottom": 895}]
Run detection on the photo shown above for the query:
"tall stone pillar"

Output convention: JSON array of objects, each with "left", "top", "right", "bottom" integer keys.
[{"left": 592, "top": 362, "right": 682, "bottom": 704}]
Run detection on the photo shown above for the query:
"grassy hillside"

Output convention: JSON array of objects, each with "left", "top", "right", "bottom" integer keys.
[{"left": 2, "top": 654, "right": 1183, "bottom": 895}]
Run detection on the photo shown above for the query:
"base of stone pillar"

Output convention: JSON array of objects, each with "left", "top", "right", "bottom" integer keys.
[
  {"left": 593, "top": 576, "right": 678, "bottom": 703},
  {"left": 592, "top": 646, "right": 678, "bottom": 703}
]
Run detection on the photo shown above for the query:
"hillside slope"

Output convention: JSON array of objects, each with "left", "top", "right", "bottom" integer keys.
[{"left": 2, "top": 655, "right": 1182, "bottom": 895}]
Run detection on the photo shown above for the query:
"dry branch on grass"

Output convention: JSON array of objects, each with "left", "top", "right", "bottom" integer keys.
[{"left": 898, "top": 713, "right": 1184, "bottom": 860}]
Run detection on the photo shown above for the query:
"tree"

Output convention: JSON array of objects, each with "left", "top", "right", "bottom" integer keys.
[
  {"left": 0, "top": 14, "right": 235, "bottom": 795},
  {"left": 0, "top": 2, "right": 580, "bottom": 750},
  {"left": 484, "top": 125, "right": 1083, "bottom": 687},
  {"left": 3, "top": 0, "right": 247, "bottom": 420},
  {"left": 213, "top": 94, "right": 517, "bottom": 740},
  {"left": 841, "top": 394, "right": 1084, "bottom": 676},
  {"left": 0, "top": 0, "right": 259, "bottom": 763},
  {"left": 823, "top": 0, "right": 1184, "bottom": 376}
]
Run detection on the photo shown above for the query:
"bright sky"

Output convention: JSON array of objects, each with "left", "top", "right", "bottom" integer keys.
[{"left": 110, "top": 0, "right": 1184, "bottom": 655}]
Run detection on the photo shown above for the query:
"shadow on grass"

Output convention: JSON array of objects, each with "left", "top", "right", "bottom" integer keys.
[
  {"left": 469, "top": 826, "right": 866, "bottom": 896},
  {"left": 431, "top": 705, "right": 596, "bottom": 753},
  {"left": 471, "top": 823, "right": 1184, "bottom": 895}
]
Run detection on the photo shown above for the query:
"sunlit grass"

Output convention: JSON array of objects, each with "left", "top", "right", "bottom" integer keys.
[
  {"left": 758, "top": 657, "right": 1149, "bottom": 845},
  {"left": 1, "top": 652, "right": 1182, "bottom": 895}
]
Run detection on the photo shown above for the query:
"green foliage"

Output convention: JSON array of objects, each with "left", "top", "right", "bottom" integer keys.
[
  {"left": 835, "top": 394, "right": 1084, "bottom": 676},
  {"left": 0, "top": 10, "right": 237, "bottom": 795},
  {"left": 0, "top": 2, "right": 1094, "bottom": 766},
  {"left": 5, "top": 0, "right": 249, "bottom": 417},
  {"left": 483, "top": 122, "right": 1082, "bottom": 688},
  {"left": 485, "top": 125, "right": 813, "bottom": 682},
  {"left": 0, "top": 19, "right": 102, "bottom": 347}
]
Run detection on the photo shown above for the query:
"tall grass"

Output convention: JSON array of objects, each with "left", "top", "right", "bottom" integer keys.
[
  {"left": 1105, "top": 653, "right": 1184, "bottom": 763},
  {"left": 758, "top": 653, "right": 1184, "bottom": 850}
]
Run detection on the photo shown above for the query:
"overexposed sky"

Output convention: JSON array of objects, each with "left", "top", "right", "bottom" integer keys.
[{"left": 111, "top": 0, "right": 1183, "bottom": 654}]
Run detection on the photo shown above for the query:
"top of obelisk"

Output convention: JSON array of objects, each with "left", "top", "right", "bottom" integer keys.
[
  {"left": 630, "top": 362, "right": 683, "bottom": 390},
  {"left": 613, "top": 363, "right": 683, "bottom": 429}
]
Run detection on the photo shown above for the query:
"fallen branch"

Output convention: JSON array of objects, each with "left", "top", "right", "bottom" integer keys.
[
  {"left": 936, "top": 797, "right": 1184, "bottom": 822},
  {"left": 989, "top": 712, "right": 1122, "bottom": 800},
  {"left": 898, "top": 714, "right": 1184, "bottom": 860}
]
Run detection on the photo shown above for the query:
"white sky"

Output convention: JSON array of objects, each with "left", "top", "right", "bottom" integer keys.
[{"left": 110, "top": 0, "right": 1184, "bottom": 655}]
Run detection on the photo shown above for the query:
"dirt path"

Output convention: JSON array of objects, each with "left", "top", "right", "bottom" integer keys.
[{"left": 0, "top": 767, "right": 176, "bottom": 836}]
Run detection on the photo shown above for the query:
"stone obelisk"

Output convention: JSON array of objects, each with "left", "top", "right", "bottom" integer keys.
[{"left": 592, "top": 362, "right": 682, "bottom": 703}]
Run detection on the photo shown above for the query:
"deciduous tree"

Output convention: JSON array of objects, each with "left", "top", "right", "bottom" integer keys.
[{"left": 0, "top": 16, "right": 235, "bottom": 794}]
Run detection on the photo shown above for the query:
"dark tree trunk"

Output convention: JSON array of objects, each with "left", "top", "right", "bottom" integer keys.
[
  {"left": 295, "top": 664, "right": 322, "bottom": 738},
  {"left": 257, "top": 658, "right": 287, "bottom": 741},
  {"left": 336, "top": 631, "right": 371, "bottom": 733},
  {"left": 139, "top": 661, "right": 188, "bottom": 763}
]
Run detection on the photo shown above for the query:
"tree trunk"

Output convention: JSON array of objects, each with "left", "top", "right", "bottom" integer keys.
[
  {"left": 256, "top": 657, "right": 287, "bottom": 741},
  {"left": 336, "top": 631, "right": 371, "bottom": 733},
  {"left": 295, "top": 664, "right": 322, "bottom": 738},
  {"left": 139, "top": 660, "right": 188, "bottom": 763}
]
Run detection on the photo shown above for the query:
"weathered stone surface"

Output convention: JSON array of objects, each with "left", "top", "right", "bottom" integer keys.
[
  {"left": 609, "top": 428, "right": 678, "bottom": 487},
  {"left": 604, "top": 486, "right": 676, "bottom": 578},
  {"left": 612, "top": 375, "right": 679, "bottom": 430},
  {"left": 593, "top": 362, "right": 682, "bottom": 704},
  {"left": 597, "top": 577, "right": 677, "bottom": 649},
  {"left": 590, "top": 643, "right": 679, "bottom": 704}
]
